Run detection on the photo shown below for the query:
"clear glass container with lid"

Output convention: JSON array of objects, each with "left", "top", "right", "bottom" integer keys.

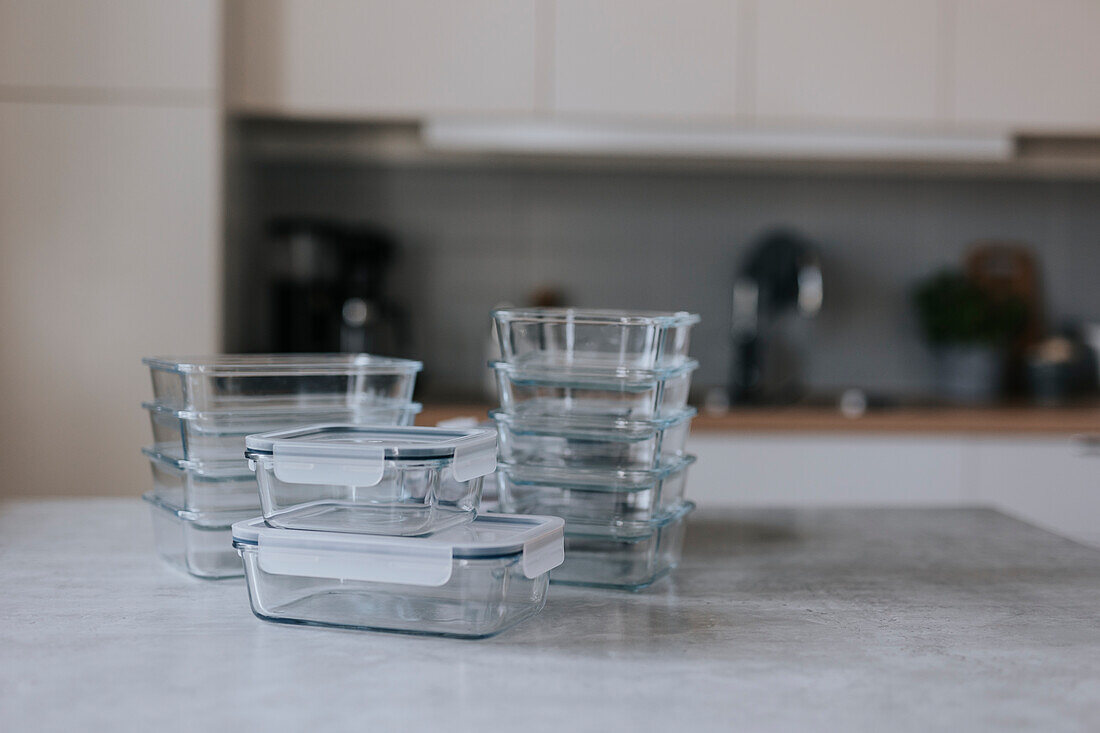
[
  {"left": 492, "top": 407, "right": 694, "bottom": 471},
  {"left": 492, "top": 359, "right": 697, "bottom": 419},
  {"left": 245, "top": 424, "right": 498, "bottom": 536},
  {"left": 232, "top": 512, "right": 565, "bottom": 638},
  {"left": 144, "top": 400, "right": 421, "bottom": 465},
  {"left": 493, "top": 307, "right": 700, "bottom": 369},
  {"left": 144, "top": 354, "right": 422, "bottom": 411}
]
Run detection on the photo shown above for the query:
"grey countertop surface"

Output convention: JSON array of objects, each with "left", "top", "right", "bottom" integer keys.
[{"left": 3, "top": 499, "right": 1100, "bottom": 733}]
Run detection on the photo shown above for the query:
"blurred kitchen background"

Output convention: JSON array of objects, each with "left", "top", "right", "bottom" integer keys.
[{"left": 2, "top": 1, "right": 1099, "bottom": 544}]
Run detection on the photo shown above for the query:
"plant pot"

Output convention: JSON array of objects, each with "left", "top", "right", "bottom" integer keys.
[{"left": 933, "top": 344, "right": 1004, "bottom": 404}]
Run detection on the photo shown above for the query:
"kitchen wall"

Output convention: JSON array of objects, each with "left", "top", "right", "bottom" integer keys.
[{"left": 233, "top": 157, "right": 1100, "bottom": 400}]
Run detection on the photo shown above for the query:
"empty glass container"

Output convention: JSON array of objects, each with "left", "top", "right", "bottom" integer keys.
[
  {"left": 492, "top": 359, "right": 697, "bottom": 419},
  {"left": 245, "top": 424, "right": 498, "bottom": 536},
  {"left": 551, "top": 501, "right": 694, "bottom": 591},
  {"left": 144, "top": 354, "right": 421, "bottom": 411},
  {"left": 144, "top": 400, "right": 421, "bottom": 464},
  {"left": 232, "top": 513, "right": 565, "bottom": 638},
  {"left": 497, "top": 455, "right": 695, "bottom": 536},
  {"left": 493, "top": 407, "right": 694, "bottom": 471},
  {"left": 144, "top": 448, "right": 260, "bottom": 512},
  {"left": 144, "top": 493, "right": 256, "bottom": 579},
  {"left": 493, "top": 308, "right": 700, "bottom": 369}
]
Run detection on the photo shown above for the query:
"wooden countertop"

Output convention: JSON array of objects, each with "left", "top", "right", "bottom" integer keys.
[{"left": 416, "top": 403, "right": 1100, "bottom": 435}]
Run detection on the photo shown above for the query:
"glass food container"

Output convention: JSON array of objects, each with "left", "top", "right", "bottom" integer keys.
[
  {"left": 232, "top": 513, "right": 565, "bottom": 638},
  {"left": 551, "top": 501, "right": 695, "bottom": 591},
  {"left": 493, "top": 307, "right": 699, "bottom": 369},
  {"left": 497, "top": 455, "right": 695, "bottom": 537},
  {"left": 144, "top": 354, "right": 422, "bottom": 411},
  {"left": 143, "top": 493, "right": 256, "bottom": 579},
  {"left": 492, "top": 359, "right": 697, "bottom": 419},
  {"left": 144, "top": 448, "right": 260, "bottom": 513},
  {"left": 144, "top": 400, "right": 421, "bottom": 464},
  {"left": 492, "top": 407, "right": 694, "bottom": 471},
  {"left": 245, "top": 425, "right": 498, "bottom": 536}
]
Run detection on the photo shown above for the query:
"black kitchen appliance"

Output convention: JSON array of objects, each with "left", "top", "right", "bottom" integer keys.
[
  {"left": 267, "top": 218, "right": 404, "bottom": 354},
  {"left": 730, "top": 229, "right": 823, "bottom": 403}
]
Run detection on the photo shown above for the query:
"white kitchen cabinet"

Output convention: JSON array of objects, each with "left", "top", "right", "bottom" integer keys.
[
  {"left": 552, "top": 0, "right": 739, "bottom": 120},
  {"left": 221, "top": 0, "right": 1100, "bottom": 139},
  {"left": 0, "top": 0, "right": 221, "bottom": 500},
  {"left": 753, "top": 0, "right": 941, "bottom": 125},
  {"left": 687, "top": 433, "right": 970, "bottom": 508},
  {"left": 971, "top": 437, "right": 1100, "bottom": 547},
  {"left": 0, "top": 102, "right": 220, "bottom": 497},
  {"left": 953, "top": 0, "right": 1100, "bottom": 131},
  {"left": 226, "top": 0, "right": 538, "bottom": 117},
  {"left": 688, "top": 431, "right": 1100, "bottom": 548},
  {"left": 0, "top": 0, "right": 217, "bottom": 95}
]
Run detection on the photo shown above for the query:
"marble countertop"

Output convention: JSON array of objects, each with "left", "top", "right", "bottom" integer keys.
[{"left": 3, "top": 499, "right": 1099, "bottom": 732}]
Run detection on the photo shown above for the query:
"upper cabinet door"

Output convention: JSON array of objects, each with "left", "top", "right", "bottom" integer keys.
[
  {"left": 754, "top": 0, "right": 941, "bottom": 125},
  {"left": 553, "top": 0, "right": 739, "bottom": 120},
  {"left": 953, "top": 0, "right": 1100, "bottom": 131},
  {"left": 227, "top": 0, "right": 538, "bottom": 117},
  {"left": 0, "top": 0, "right": 217, "bottom": 95}
]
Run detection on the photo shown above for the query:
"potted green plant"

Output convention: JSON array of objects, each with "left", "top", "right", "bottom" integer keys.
[{"left": 913, "top": 270, "right": 1027, "bottom": 403}]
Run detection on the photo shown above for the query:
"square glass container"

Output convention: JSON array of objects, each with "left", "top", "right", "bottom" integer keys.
[
  {"left": 550, "top": 501, "right": 694, "bottom": 591},
  {"left": 144, "top": 400, "right": 421, "bottom": 465},
  {"left": 493, "top": 407, "right": 694, "bottom": 471},
  {"left": 144, "top": 354, "right": 422, "bottom": 411},
  {"left": 492, "top": 359, "right": 697, "bottom": 419},
  {"left": 497, "top": 455, "right": 695, "bottom": 537},
  {"left": 493, "top": 307, "right": 699, "bottom": 369},
  {"left": 245, "top": 425, "right": 498, "bottom": 536},
  {"left": 143, "top": 493, "right": 256, "bottom": 579},
  {"left": 144, "top": 448, "right": 259, "bottom": 512},
  {"left": 232, "top": 513, "right": 565, "bottom": 638}
]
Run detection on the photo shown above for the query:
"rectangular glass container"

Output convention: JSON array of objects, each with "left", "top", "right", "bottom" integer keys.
[
  {"left": 497, "top": 456, "right": 695, "bottom": 537},
  {"left": 550, "top": 502, "right": 694, "bottom": 591},
  {"left": 232, "top": 513, "right": 565, "bottom": 638},
  {"left": 144, "top": 354, "right": 422, "bottom": 411},
  {"left": 492, "top": 359, "right": 697, "bottom": 419},
  {"left": 144, "top": 400, "right": 421, "bottom": 465},
  {"left": 245, "top": 424, "right": 498, "bottom": 536},
  {"left": 493, "top": 407, "right": 694, "bottom": 471},
  {"left": 143, "top": 493, "right": 255, "bottom": 579},
  {"left": 144, "top": 448, "right": 259, "bottom": 512},
  {"left": 493, "top": 307, "right": 699, "bottom": 369}
]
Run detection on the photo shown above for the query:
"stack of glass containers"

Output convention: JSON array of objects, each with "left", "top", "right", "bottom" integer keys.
[
  {"left": 490, "top": 308, "right": 701, "bottom": 590},
  {"left": 140, "top": 354, "right": 422, "bottom": 578},
  {"left": 233, "top": 424, "right": 564, "bottom": 637}
]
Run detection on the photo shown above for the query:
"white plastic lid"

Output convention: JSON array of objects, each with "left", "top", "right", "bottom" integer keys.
[
  {"left": 231, "top": 513, "right": 565, "bottom": 587},
  {"left": 244, "top": 424, "right": 498, "bottom": 486}
]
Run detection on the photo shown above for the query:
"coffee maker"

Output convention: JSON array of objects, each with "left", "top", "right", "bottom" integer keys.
[
  {"left": 267, "top": 218, "right": 404, "bottom": 354},
  {"left": 730, "top": 229, "right": 823, "bottom": 404}
]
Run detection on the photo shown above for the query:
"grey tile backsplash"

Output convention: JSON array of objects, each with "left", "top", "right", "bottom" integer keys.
[{"left": 232, "top": 160, "right": 1100, "bottom": 401}]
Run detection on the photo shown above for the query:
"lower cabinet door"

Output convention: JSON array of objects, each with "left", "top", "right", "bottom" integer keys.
[{"left": 972, "top": 437, "right": 1100, "bottom": 548}]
